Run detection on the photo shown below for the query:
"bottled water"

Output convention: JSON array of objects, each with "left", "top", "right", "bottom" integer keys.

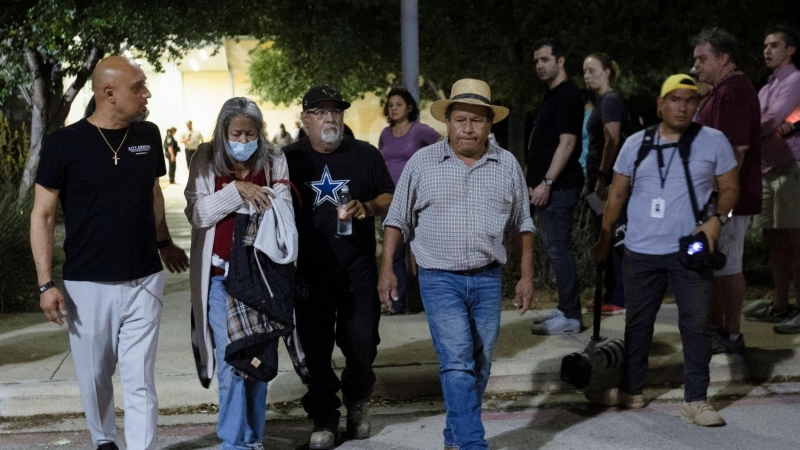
[{"left": 337, "top": 186, "right": 352, "bottom": 235}]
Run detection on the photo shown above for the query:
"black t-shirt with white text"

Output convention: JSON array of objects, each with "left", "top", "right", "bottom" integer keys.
[
  {"left": 36, "top": 119, "right": 167, "bottom": 281},
  {"left": 284, "top": 137, "right": 394, "bottom": 275},
  {"left": 526, "top": 79, "right": 585, "bottom": 190}
]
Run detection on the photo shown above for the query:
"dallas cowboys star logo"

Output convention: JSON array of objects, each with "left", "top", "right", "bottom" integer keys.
[{"left": 306, "top": 165, "right": 349, "bottom": 207}]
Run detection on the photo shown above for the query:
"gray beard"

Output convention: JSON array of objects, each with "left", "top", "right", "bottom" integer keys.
[{"left": 321, "top": 127, "right": 341, "bottom": 143}]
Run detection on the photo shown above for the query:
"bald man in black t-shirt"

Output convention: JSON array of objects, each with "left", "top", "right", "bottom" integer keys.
[{"left": 30, "top": 56, "right": 188, "bottom": 450}]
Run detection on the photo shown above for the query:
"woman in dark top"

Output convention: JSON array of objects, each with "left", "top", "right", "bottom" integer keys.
[{"left": 583, "top": 52, "right": 629, "bottom": 314}]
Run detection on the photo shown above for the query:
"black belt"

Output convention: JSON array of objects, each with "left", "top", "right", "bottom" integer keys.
[{"left": 451, "top": 262, "right": 500, "bottom": 275}]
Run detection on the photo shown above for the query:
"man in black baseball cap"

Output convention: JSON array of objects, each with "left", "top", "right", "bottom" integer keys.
[
  {"left": 283, "top": 85, "right": 394, "bottom": 449},
  {"left": 302, "top": 85, "right": 352, "bottom": 111}
]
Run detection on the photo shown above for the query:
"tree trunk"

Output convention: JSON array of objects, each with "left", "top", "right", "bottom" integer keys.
[
  {"left": 507, "top": 90, "right": 527, "bottom": 167},
  {"left": 18, "top": 47, "right": 101, "bottom": 200},
  {"left": 18, "top": 48, "right": 51, "bottom": 201}
]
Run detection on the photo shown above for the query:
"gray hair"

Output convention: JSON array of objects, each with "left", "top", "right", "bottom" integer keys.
[
  {"left": 210, "top": 97, "right": 277, "bottom": 177},
  {"left": 692, "top": 27, "right": 738, "bottom": 65}
]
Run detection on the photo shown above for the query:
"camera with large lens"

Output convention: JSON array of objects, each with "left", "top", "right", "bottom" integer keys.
[
  {"left": 560, "top": 339, "right": 625, "bottom": 389},
  {"left": 678, "top": 231, "right": 726, "bottom": 271}
]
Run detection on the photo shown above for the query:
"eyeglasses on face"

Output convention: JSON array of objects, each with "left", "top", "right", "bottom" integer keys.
[{"left": 306, "top": 109, "right": 345, "bottom": 119}]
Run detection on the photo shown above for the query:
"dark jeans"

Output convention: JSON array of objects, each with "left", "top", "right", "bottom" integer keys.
[
  {"left": 390, "top": 243, "right": 409, "bottom": 313},
  {"left": 591, "top": 210, "right": 625, "bottom": 308},
  {"left": 295, "top": 255, "right": 381, "bottom": 424},
  {"left": 620, "top": 249, "right": 714, "bottom": 402},
  {"left": 167, "top": 157, "right": 176, "bottom": 183},
  {"left": 185, "top": 149, "right": 197, "bottom": 168},
  {"left": 534, "top": 187, "right": 581, "bottom": 320}
]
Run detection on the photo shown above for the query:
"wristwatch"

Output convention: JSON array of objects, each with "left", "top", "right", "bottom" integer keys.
[
  {"left": 714, "top": 212, "right": 731, "bottom": 226},
  {"left": 39, "top": 281, "right": 56, "bottom": 294},
  {"left": 544, "top": 178, "right": 554, "bottom": 187},
  {"left": 157, "top": 237, "right": 173, "bottom": 249}
]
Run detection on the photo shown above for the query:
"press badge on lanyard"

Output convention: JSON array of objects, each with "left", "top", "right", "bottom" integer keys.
[
  {"left": 651, "top": 198, "right": 665, "bottom": 218},
  {"left": 651, "top": 134, "right": 679, "bottom": 220}
]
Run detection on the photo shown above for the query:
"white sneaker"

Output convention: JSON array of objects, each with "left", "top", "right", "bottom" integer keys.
[
  {"left": 533, "top": 309, "right": 560, "bottom": 325},
  {"left": 531, "top": 309, "right": 581, "bottom": 335},
  {"left": 681, "top": 400, "right": 725, "bottom": 427}
]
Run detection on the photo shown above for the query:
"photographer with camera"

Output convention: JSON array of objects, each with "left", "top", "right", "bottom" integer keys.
[{"left": 587, "top": 75, "right": 739, "bottom": 427}]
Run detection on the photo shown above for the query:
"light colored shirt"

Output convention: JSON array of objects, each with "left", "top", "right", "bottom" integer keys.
[
  {"left": 614, "top": 126, "right": 737, "bottom": 255},
  {"left": 181, "top": 129, "right": 203, "bottom": 150},
  {"left": 758, "top": 63, "right": 800, "bottom": 172},
  {"left": 384, "top": 139, "right": 534, "bottom": 271}
]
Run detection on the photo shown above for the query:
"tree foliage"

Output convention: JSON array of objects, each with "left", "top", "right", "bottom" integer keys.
[
  {"left": 247, "top": 0, "right": 799, "bottom": 160},
  {"left": 0, "top": 0, "right": 253, "bottom": 196},
  {"left": 249, "top": 1, "right": 401, "bottom": 106},
  {"left": 250, "top": 0, "right": 800, "bottom": 108}
]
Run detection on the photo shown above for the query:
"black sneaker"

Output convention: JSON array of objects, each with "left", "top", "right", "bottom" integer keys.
[
  {"left": 712, "top": 333, "right": 745, "bottom": 355},
  {"left": 743, "top": 302, "right": 794, "bottom": 323},
  {"left": 97, "top": 444, "right": 119, "bottom": 450}
]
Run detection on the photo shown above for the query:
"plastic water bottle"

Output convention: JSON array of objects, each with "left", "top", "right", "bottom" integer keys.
[{"left": 337, "top": 186, "right": 352, "bottom": 235}]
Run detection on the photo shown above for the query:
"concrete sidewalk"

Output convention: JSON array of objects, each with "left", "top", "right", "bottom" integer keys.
[{"left": 2, "top": 182, "right": 799, "bottom": 418}]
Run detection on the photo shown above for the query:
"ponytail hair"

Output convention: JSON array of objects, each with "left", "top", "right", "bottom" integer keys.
[{"left": 587, "top": 52, "right": 621, "bottom": 85}]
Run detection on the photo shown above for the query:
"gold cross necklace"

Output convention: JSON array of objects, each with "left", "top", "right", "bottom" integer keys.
[{"left": 93, "top": 119, "right": 129, "bottom": 165}]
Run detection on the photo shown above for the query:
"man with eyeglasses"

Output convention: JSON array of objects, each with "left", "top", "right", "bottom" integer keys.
[{"left": 283, "top": 85, "right": 395, "bottom": 449}]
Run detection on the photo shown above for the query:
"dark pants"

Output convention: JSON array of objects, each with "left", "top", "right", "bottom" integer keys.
[
  {"left": 295, "top": 255, "right": 381, "bottom": 425},
  {"left": 185, "top": 149, "right": 197, "bottom": 168},
  {"left": 167, "top": 157, "right": 176, "bottom": 183},
  {"left": 591, "top": 210, "right": 625, "bottom": 308},
  {"left": 534, "top": 187, "right": 581, "bottom": 320},
  {"left": 620, "top": 249, "right": 714, "bottom": 402},
  {"left": 390, "top": 243, "right": 409, "bottom": 313}
]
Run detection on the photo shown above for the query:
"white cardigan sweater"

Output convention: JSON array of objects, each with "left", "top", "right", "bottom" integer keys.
[{"left": 184, "top": 144, "right": 291, "bottom": 387}]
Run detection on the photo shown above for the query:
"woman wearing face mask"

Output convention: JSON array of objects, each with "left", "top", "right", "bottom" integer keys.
[
  {"left": 378, "top": 88, "right": 441, "bottom": 314},
  {"left": 185, "top": 97, "right": 291, "bottom": 449},
  {"left": 583, "top": 53, "right": 631, "bottom": 316}
]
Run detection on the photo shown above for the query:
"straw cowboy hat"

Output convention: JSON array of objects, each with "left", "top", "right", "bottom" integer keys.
[{"left": 430, "top": 78, "right": 509, "bottom": 123}]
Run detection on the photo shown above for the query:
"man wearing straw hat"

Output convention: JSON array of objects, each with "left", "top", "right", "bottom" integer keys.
[{"left": 380, "top": 78, "right": 535, "bottom": 449}]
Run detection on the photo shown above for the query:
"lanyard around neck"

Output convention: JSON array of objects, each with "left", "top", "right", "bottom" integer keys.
[{"left": 655, "top": 133, "right": 680, "bottom": 191}]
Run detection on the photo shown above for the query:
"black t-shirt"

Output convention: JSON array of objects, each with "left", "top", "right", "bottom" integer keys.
[
  {"left": 586, "top": 90, "right": 629, "bottom": 189},
  {"left": 526, "top": 79, "right": 585, "bottom": 190},
  {"left": 283, "top": 136, "right": 395, "bottom": 274},
  {"left": 36, "top": 119, "right": 167, "bottom": 282}
]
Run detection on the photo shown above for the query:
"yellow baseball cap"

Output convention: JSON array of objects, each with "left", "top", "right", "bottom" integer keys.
[{"left": 660, "top": 74, "right": 699, "bottom": 98}]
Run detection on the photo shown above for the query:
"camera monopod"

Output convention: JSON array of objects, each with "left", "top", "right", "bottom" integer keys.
[{"left": 559, "top": 265, "right": 624, "bottom": 388}]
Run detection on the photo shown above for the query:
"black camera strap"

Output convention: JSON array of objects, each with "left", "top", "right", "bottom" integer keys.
[
  {"left": 678, "top": 123, "right": 704, "bottom": 225},
  {"left": 632, "top": 122, "right": 705, "bottom": 223}
]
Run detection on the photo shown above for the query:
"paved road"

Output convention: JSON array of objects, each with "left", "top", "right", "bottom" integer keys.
[{"left": 2, "top": 394, "right": 799, "bottom": 449}]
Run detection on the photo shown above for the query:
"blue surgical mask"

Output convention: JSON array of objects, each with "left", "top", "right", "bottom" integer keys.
[{"left": 226, "top": 139, "right": 259, "bottom": 161}]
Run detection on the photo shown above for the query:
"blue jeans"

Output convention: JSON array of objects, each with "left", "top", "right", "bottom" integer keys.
[
  {"left": 419, "top": 266, "right": 502, "bottom": 450},
  {"left": 534, "top": 187, "right": 581, "bottom": 319},
  {"left": 620, "top": 251, "right": 713, "bottom": 402},
  {"left": 208, "top": 276, "right": 268, "bottom": 449}
]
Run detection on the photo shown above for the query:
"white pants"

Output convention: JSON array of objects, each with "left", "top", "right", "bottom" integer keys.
[{"left": 64, "top": 271, "right": 165, "bottom": 450}]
